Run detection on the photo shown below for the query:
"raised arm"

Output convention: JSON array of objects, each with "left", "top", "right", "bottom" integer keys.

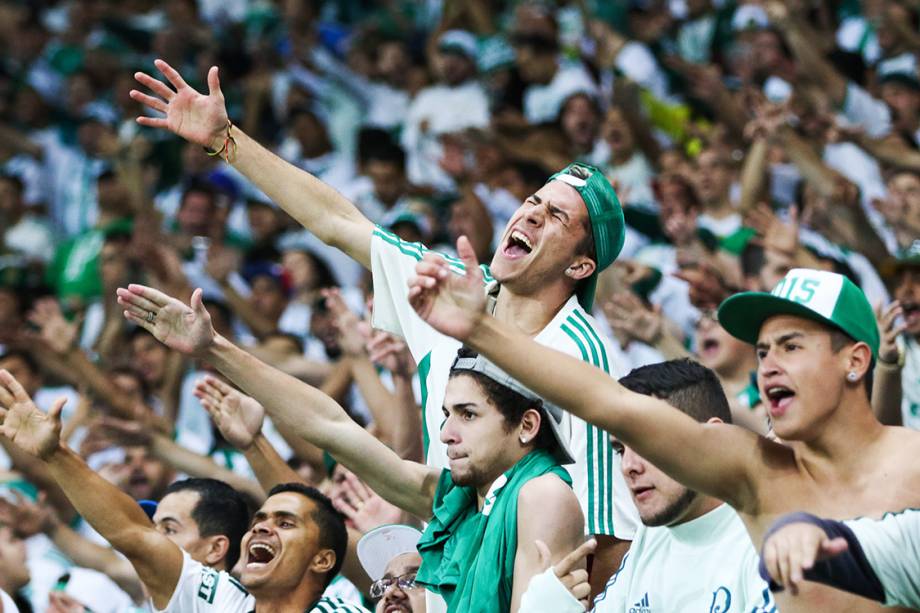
[
  {"left": 0, "top": 370, "right": 183, "bottom": 610},
  {"left": 130, "top": 60, "right": 375, "bottom": 267},
  {"left": 408, "top": 238, "right": 764, "bottom": 511},
  {"left": 116, "top": 284, "right": 439, "bottom": 519}
]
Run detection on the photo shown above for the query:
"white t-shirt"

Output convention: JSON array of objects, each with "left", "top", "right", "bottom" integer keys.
[
  {"left": 154, "top": 551, "right": 370, "bottom": 612},
  {"left": 369, "top": 227, "right": 639, "bottom": 540},
  {"left": 524, "top": 60, "right": 598, "bottom": 125},
  {"left": 846, "top": 508, "right": 920, "bottom": 609},
  {"left": 0, "top": 588, "right": 18, "bottom": 613},
  {"left": 900, "top": 335, "right": 920, "bottom": 430},
  {"left": 592, "top": 504, "right": 776, "bottom": 612}
]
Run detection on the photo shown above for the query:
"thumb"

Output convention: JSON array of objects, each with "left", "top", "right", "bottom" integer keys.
[
  {"left": 191, "top": 288, "right": 207, "bottom": 315},
  {"left": 207, "top": 66, "right": 222, "bottom": 98},
  {"left": 456, "top": 236, "right": 482, "bottom": 282},
  {"left": 49, "top": 397, "right": 67, "bottom": 423},
  {"left": 534, "top": 539, "right": 552, "bottom": 571}
]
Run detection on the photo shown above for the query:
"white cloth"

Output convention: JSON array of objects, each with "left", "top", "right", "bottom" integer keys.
[
  {"left": 900, "top": 335, "right": 920, "bottom": 430},
  {"left": 369, "top": 227, "right": 639, "bottom": 539},
  {"left": 524, "top": 60, "right": 597, "bottom": 125},
  {"left": 401, "top": 81, "right": 490, "bottom": 191},
  {"left": 3, "top": 215, "right": 55, "bottom": 262},
  {"left": 520, "top": 566, "right": 584, "bottom": 613},
  {"left": 591, "top": 504, "right": 776, "bottom": 612},
  {"left": 604, "top": 152, "right": 655, "bottom": 208},
  {"left": 842, "top": 82, "right": 891, "bottom": 138},
  {"left": 0, "top": 588, "right": 17, "bottom": 612},
  {"left": 846, "top": 508, "right": 920, "bottom": 608},
  {"left": 154, "top": 551, "right": 370, "bottom": 612}
]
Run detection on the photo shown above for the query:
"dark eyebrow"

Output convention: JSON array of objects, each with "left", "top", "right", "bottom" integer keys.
[
  {"left": 756, "top": 331, "right": 805, "bottom": 352},
  {"left": 547, "top": 203, "right": 570, "bottom": 223},
  {"left": 529, "top": 194, "right": 542, "bottom": 204},
  {"left": 447, "top": 402, "right": 477, "bottom": 412}
]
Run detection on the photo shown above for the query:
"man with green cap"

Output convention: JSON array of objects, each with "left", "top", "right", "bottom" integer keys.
[
  {"left": 405, "top": 258, "right": 920, "bottom": 613},
  {"left": 130, "top": 57, "right": 638, "bottom": 595}
]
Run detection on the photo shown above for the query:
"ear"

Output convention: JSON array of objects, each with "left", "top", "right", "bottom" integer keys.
[
  {"left": 310, "top": 548, "right": 337, "bottom": 575},
  {"left": 204, "top": 535, "right": 230, "bottom": 567},
  {"left": 704, "top": 417, "right": 724, "bottom": 425},
  {"left": 844, "top": 342, "right": 873, "bottom": 383},
  {"left": 518, "top": 408, "right": 542, "bottom": 445},
  {"left": 566, "top": 256, "right": 596, "bottom": 282}
]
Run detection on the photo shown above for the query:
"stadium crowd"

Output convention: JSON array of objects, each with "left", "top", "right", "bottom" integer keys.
[{"left": 1, "top": 0, "right": 920, "bottom": 611}]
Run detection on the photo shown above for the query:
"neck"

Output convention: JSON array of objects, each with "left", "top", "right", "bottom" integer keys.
[
  {"left": 794, "top": 393, "right": 885, "bottom": 479},
  {"left": 475, "top": 447, "right": 531, "bottom": 508},
  {"left": 493, "top": 284, "right": 571, "bottom": 336},
  {"left": 674, "top": 494, "right": 723, "bottom": 525},
  {"left": 703, "top": 198, "right": 734, "bottom": 218},
  {"left": 252, "top": 579, "right": 322, "bottom": 613},
  {"left": 610, "top": 148, "right": 633, "bottom": 166}
]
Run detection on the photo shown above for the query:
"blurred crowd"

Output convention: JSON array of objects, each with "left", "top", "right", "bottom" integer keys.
[{"left": 1, "top": 0, "right": 920, "bottom": 611}]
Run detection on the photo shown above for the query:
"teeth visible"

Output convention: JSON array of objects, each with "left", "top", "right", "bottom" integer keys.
[
  {"left": 510, "top": 230, "right": 532, "bottom": 250},
  {"left": 250, "top": 543, "right": 275, "bottom": 556},
  {"left": 766, "top": 387, "right": 791, "bottom": 399}
]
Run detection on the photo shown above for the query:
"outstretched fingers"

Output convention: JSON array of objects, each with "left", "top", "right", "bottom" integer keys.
[
  {"left": 0, "top": 369, "right": 32, "bottom": 404},
  {"left": 132, "top": 71, "right": 176, "bottom": 101},
  {"left": 154, "top": 59, "right": 189, "bottom": 91}
]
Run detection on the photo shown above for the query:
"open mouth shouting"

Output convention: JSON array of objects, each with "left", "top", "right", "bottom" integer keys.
[
  {"left": 246, "top": 541, "right": 277, "bottom": 570},
  {"left": 502, "top": 229, "right": 533, "bottom": 259},
  {"left": 764, "top": 385, "right": 795, "bottom": 418}
]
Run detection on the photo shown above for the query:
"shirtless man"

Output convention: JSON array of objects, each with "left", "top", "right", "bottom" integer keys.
[{"left": 407, "top": 239, "right": 920, "bottom": 613}]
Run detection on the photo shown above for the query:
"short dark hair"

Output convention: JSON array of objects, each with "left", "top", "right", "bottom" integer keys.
[
  {"left": 828, "top": 330, "right": 874, "bottom": 397},
  {"left": 618, "top": 359, "right": 732, "bottom": 424},
  {"left": 266, "top": 483, "right": 347, "bottom": 587},
  {"left": 448, "top": 347, "right": 556, "bottom": 451},
  {"left": 163, "top": 478, "right": 251, "bottom": 569},
  {"left": 0, "top": 350, "right": 39, "bottom": 376}
]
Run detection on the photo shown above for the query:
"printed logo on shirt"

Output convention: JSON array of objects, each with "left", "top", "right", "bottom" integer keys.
[
  {"left": 198, "top": 567, "right": 219, "bottom": 604},
  {"left": 708, "top": 586, "right": 732, "bottom": 612},
  {"left": 629, "top": 592, "right": 650, "bottom": 613}
]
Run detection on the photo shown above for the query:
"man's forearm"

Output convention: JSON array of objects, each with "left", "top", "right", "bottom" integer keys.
[
  {"left": 243, "top": 433, "right": 305, "bottom": 492},
  {"left": 227, "top": 127, "right": 375, "bottom": 267},
  {"left": 871, "top": 363, "right": 903, "bottom": 426}
]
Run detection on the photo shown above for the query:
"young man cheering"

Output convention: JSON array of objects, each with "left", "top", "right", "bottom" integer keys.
[
  {"left": 115, "top": 284, "right": 585, "bottom": 612},
  {"left": 407, "top": 240, "right": 920, "bottom": 613},
  {"left": 129, "top": 60, "right": 638, "bottom": 590}
]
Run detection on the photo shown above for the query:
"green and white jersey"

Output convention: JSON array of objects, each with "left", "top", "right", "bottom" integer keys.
[
  {"left": 370, "top": 227, "right": 638, "bottom": 539},
  {"left": 593, "top": 504, "right": 776, "bottom": 613},
  {"left": 154, "top": 552, "right": 370, "bottom": 613},
  {"left": 846, "top": 508, "right": 920, "bottom": 608},
  {"left": 900, "top": 336, "right": 920, "bottom": 430}
]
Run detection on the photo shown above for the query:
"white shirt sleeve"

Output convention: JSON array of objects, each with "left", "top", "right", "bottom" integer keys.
[
  {"left": 153, "top": 551, "right": 252, "bottom": 612},
  {"left": 841, "top": 82, "right": 891, "bottom": 138},
  {"left": 519, "top": 567, "right": 585, "bottom": 613},
  {"left": 369, "top": 227, "right": 468, "bottom": 363},
  {"left": 846, "top": 509, "right": 920, "bottom": 609}
]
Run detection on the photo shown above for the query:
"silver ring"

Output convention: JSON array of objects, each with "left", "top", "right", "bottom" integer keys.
[{"left": 146, "top": 311, "right": 156, "bottom": 324}]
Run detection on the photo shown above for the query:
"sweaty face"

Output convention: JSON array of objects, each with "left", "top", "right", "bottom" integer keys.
[
  {"left": 489, "top": 180, "right": 591, "bottom": 292},
  {"left": 439, "top": 374, "right": 526, "bottom": 489},
  {"left": 894, "top": 268, "right": 920, "bottom": 337},
  {"left": 375, "top": 552, "right": 425, "bottom": 613},
  {"left": 239, "top": 493, "right": 326, "bottom": 593},
  {"left": 616, "top": 440, "right": 696, "bottom": 527},
  {"left": 755, "top": 316, "right": 849, "bottom": 441}
]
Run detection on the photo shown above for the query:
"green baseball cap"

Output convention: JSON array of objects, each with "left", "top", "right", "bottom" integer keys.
[
  {"left": 547, "top": 163, "right": 625, "bottom": 311},
  {"left": 879, "top": 239, "right": 920, "bottom": 280},
  {"left": 718, "top": 268, "right": 880, "bottom": 358}
]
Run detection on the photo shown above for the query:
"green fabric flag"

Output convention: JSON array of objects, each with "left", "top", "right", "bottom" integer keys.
[{"left": 416, "top": 449, "right": 571, "bottom": 613}]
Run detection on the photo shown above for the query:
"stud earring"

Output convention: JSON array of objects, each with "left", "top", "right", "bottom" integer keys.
[
  {"left": 847, "top": 372, "right": 858, "bottom": 382},
  {"left": 519, "top": 436, "right": 528, "bottom": 444}
]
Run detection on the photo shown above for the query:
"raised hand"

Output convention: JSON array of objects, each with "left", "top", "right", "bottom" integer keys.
[
  {"left": 534, "top": 538, "right": 596, "bottom": 609},
  {"left": 407, "top": 236, "right": 487, "bottom": 342},
  {"left": 875, "top": 301, "right": 906, "bottom": 365},
  {"left": 761, "top": 521, "right": 848, "bottom": 596},
  {"left": 602, "top": 292, "right": 663, "bottom": 347},
  {"left": 746, "top": 203, "right": 800, "bottom": 257},
  {"left": 0, "top": 370, "right": 66, "bottom": 460},
  {"left": 0, "top": 490, "right": 56, "bottom": 539},
  {"left": 130, "top": 59, "right": 229, "bottom": 149},
  {"left": 27, "top": 298, "right": 81, "bottom": 355},
  {"left": 330, "top": 470, "right": 405, "bottom": 533},
  {"left": 322, "top": 288, "right": 369, "bottom": 358},
  {"left": 116, "top": 285, "right": 216, "bottom": 356},
  {"left": 195, "top": 375, "right": 264, "bottom": 451},
  {"left": 367, "top": 330, "right": 416, "bottom": 377}
]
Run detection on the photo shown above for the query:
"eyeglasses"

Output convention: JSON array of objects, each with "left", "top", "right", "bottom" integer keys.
[{"left": 370, "top": 572, "right": 419, "bottom": 599}]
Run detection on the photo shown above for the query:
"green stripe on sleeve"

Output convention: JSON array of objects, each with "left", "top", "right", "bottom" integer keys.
[
  {"left": 572, "top": 310, "right": 610, "bottom": 373},
  {"left": 418, "top": 352, "right": 432, "bottom": 461}
]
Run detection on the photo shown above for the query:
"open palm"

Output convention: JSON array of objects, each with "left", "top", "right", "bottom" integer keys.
[
  {"left": 130, "top": 59, "right": 229, "bottom": 149},
  {"left": 117, "top": 285, "right": 216, "bottom": 356},
  {"left": 408, "top": 236, "right": 488, "bottom": 342},
  {"left": 195, "top": 376, "right": 264, "bottom": 450},
  {"left": 0, "top": 370, "right": 64, "bottom": 460}
]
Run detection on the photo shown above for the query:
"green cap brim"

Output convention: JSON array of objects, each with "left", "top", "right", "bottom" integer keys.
[{"left": 718, "top": 292, "right": 876, "bottom": 357}]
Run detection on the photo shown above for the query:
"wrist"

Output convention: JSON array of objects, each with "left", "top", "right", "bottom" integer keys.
[{"left": 877, "top": 345, "right": 905, "bottom": 368}]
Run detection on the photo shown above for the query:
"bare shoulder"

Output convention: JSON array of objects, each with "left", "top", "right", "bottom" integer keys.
[
  {"left": 879, "top": 426, "right": 920, "bottom": 463},
  {"left": 517, "top": 473, "right": 582, "bottom": 525}
]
